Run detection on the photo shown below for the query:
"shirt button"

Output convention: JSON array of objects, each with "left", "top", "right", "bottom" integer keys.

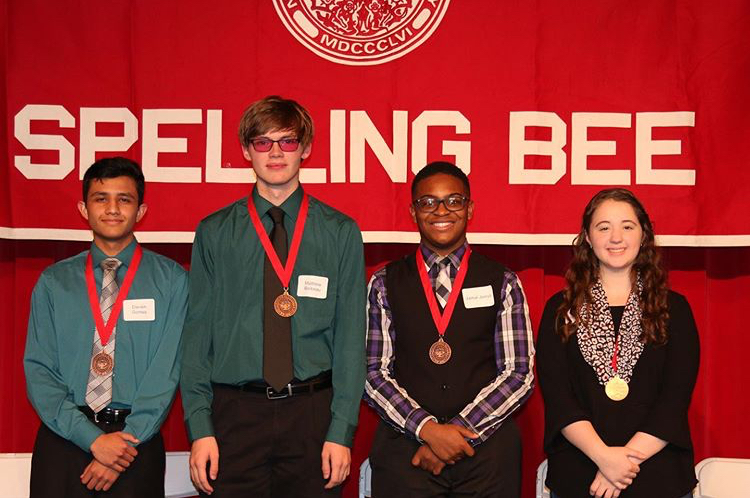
[{"left": 441, "top": 384, "right": 449, "bottom": 390}]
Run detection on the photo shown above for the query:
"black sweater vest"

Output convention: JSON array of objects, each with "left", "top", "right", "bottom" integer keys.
[{"left": 385, "top": 251, "right": 506, "bottom": 419}]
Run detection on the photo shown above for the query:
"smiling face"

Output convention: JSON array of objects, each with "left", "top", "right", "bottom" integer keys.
[
  {"left": 410, "top": 173, "right": 474, "bottom": 255},
  {"left": 78, "top": 176, "right": 146, "bottom": 253},
  {"left": 586, "top": 199, "right": 643, "bottom": 277},
  {"left": 242, "top": 128, "right": 311, "bottom": 198}
]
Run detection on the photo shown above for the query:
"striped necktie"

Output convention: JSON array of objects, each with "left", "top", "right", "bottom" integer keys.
[
  {"left": 434, "top": 258, "right": 452, "bottom": 309},
  {"left": 85, "top": 257, "right": 121, "bottom": 413}
]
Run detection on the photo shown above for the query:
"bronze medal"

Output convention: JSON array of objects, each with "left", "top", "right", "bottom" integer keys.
[
  {"left": 605, "top": 375, "right": 629, "bottom": 401},
  {"left": 429, "top": 338, "right": 452, "bottom": 365},
  {"left": 274, "top": 290, "right": 298, "bottom": 317},
  {"left": 248, "top": 194, "right": 310, "bottom": 319},
  {"left": 416, "top": 248, "right": 472, "bottom": 368},
  {"left": 92, "top": 351, "right": 113, "bottom": 376}
]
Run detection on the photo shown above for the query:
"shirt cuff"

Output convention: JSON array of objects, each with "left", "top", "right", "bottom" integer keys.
[
  {"left": 639, "top": 411, "right": 692, "bottom": 450},
  {"left": 325, "top": 416, "right": 356, "bottom": 447},
  {"left": 407, "top": 408, "right": 437, "bottom": 442},
  {"left": 449, "top": 414, "right": 481, "bottom": 446},
  {"left": 186, "top": 410, "right": 215, "bottom": 442},
  {"left": 71, "top": 421, "right": 105, "bottom": 453},
  {"left": 123, "top": 423, "right": 156, "bottom": 446}
]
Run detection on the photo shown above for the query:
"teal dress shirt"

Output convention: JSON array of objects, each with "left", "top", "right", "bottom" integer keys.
[
  {"left": 24, "top": 240, "right": 188, "bottom": 452},
  {"left": 180, "top": 186, "right": 366, "bottom": 446}
]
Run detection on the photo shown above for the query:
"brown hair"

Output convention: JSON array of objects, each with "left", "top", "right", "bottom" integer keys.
[
  {"left": 556, "top": 188, "right": 669, "bottom": 345},
  {"left": 238, "top": 95, "right": 314, "bottom": 149}
]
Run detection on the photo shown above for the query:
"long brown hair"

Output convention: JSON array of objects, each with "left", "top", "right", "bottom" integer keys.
[{"left": 556, "top": 188, "right": 669, "bottom": 344}]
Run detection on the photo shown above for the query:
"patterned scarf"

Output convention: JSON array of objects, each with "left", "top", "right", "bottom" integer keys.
[{"left": 576, "top": 275, "right": 645, "bottom": 386}]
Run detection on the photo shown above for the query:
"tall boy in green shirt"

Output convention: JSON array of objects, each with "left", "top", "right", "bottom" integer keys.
[{"left": 180, "top": 96, "right": 366, "bottom": 497}]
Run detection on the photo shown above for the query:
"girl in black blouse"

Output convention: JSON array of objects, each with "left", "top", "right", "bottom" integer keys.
[{"left": 537, "top": 189, "right": 699, "bottom": 498}]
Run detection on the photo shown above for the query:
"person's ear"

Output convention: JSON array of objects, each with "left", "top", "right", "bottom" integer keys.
[
  {"left": 135, "top": 203, "right": 148, "bottom": 223},
  {"left": 78, "top": 201, "right": 89, "bottom": 221}
]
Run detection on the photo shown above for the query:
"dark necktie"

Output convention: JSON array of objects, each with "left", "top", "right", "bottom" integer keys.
[{"left": 263, "top": 206, "right": 294, "bottom": 391}]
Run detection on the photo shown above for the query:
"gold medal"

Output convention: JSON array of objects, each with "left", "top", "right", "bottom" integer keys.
[
  {"left": 273, "top": 290, "right": 298, "bottom": 317},
  {"left": 428, "top": 338, "right": 452, "bottom": 365},
  {"left": 92, "top": 351, "right": 113, "bottom": 376},
  {"left": 605, "top": 375, "right": 629, "bottom": 401}
]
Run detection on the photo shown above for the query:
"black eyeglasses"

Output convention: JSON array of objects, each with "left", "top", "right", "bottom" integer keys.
[
  {"left": 413, "top": 195, "right": 470, "bottom": 213},
  {"left": 249, "top": 137, "right": 301, "bottom": 152}
]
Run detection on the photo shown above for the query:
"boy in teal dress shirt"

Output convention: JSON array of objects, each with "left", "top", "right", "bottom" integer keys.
[{"left": 24, "top": 157, "right": 188, "bottom": 497}]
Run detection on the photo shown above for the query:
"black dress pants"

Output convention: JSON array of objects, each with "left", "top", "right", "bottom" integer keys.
[
  {"left": 370, "top": 418, "right": 522, "bottom": 498},
  {"left": 204, "top": 384, "right": 341, "bottom": 498},
  {"left": 30, "top": 421, "right": 165, "bottom": 498}
]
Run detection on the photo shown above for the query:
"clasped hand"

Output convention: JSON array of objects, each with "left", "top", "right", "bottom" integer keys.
[
  {"left": 81, "top": 459, "right": 120, "bottom": 491},
  {"left": 89, "top": 432, "right": 139, "bottom": 472},
  {"left": 82, "top": 432, "right": 140, "bottom": 491},
  {"left": 413, "top": 421, "right": 479, "bottom": 474},
  {"left": 411, "top": 445, "right": 446, "bottom": 475},
  {"left": 590, "top": 446, "right": 646, "bottom": 497}
]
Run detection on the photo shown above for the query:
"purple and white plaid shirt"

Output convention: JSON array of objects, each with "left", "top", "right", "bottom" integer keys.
[{"left": 364, "top": 243, "right": 535, "bottom": 446}]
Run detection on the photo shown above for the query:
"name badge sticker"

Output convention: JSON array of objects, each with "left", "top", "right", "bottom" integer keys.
[
  {"left": 461, "top": 285, "right": 495, "bottom": 309},
  {"left": 123, "top": 299, "right": 156, "bottom": 321},
  {"left": 297, "top": 275, "right": 329, "bottom": 299}
]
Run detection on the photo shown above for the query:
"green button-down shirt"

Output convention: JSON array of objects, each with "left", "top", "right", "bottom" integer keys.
[
  {"left": 180, "top": 187, "right": 366, "bottom": 446},
  {"left": 24, "top": 240, "right": 188, "bottom": 452}
]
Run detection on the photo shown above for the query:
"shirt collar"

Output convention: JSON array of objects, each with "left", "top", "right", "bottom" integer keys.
[
  {"left": 419, "top": 241, "right": 468, "bottom": 269},
  {"left": 251, "top": 185, "right": 304, "bottom": 221},
  {"left": 90, "top": 238, "right": 137, "bottom": 269}
]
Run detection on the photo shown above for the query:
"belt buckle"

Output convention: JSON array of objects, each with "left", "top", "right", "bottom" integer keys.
[
  {"left": 93, "top": 411, "right": 100, "bottom": 423},
  {"left": 266, "top": 385, "right": 292, "bottom": 400}
]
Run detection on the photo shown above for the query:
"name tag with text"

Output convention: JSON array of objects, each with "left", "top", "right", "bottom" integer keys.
[
  {"left": 297, "top": 275, "right": 329, "bottom": 299},
  {"left": 462, "top": 286, "right": 495, "bottom": 309},
  {"left": 123, "top": 299, "right": 156, "bottom": 321}
]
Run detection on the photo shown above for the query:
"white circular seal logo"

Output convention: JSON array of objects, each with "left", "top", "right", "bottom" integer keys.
[{"left": 273, "top": 0, "right": 451, "bottom": 66}]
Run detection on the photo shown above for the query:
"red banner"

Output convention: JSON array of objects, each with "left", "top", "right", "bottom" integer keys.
[{"left": 3, "top": 0, "right": 749, "bottom": 245}]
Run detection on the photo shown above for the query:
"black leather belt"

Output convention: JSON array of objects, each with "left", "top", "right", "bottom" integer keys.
[
  {"left": 79, "top": 406, "right": 131, "bottom": 424},
  {"left": 216, "top": 371, "right": 332, "bottom": 400}
]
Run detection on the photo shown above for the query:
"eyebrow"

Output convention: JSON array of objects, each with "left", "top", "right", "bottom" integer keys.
[
  {"left": 595, "top": 219, "right": 637, "bottom": 226},
  {"left": 254, "top": 134, "right": 297, "bottom": 140},
  {"left": 89, "top": 191, "right": 136, "bottom": 198},
  {"left": 418, "top": 192, "right": 465, "bottom": 198}
]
